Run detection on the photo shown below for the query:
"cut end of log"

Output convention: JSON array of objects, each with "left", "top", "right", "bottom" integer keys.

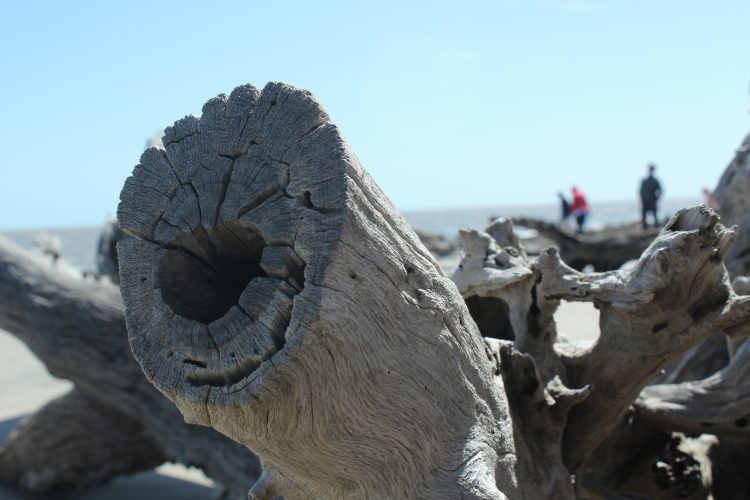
[
  {"left": 118, "top": 82, "right": 520, "bottom": 498},
  {"left": 117, "top": 82, "right": 347, "bottom": 419}
]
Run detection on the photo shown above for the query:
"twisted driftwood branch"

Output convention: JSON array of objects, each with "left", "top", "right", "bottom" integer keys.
[
  {"left": 636, "top": 339, "right": 750, "bottom": 437},
  {"left": 453, "top": 208, "right": 750, "bottom": 496}
]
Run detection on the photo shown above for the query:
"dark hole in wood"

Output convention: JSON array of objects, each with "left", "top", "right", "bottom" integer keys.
[
  {"left": 157, "top": 222, "right": 267, "bottom": 324},
  {"left": 464, "top": 295, "right": 514, "bottom": 340},
  {"left": 652, "top": 321, "right": 669, "bottom": 333},
  {"left": 734, "top": 417, "right": 748, "bottom": 428}
]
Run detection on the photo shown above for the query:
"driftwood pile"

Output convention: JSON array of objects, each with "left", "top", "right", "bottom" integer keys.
[
  {"left": 0, "top": 236, "right": 261, "bottom": 496},
  {"left": 512, "top": 219, "right": 661, "bottom": 271},
  {"left": 1, "top": 82, "right": 750, "bottom": 499}
]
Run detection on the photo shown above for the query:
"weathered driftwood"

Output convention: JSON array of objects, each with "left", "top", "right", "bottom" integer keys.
[
  {"left": 0, "top": 388, "right": 164, "bottom": 493},
  {"left": 415, "top": 230, "right": 458, "bottom": 257},
  {"left": 455, "top": 213, "right": 750, "bottom": 497},
  {"left": 714, "top": 132, "right": 750, "bottom": 278},
  {"left": 96, "top": 218, "right": 129, "bottom": 283},
  {"left": 513, "top": 217, "right": 661, "bottom": 271},
  {"left": 636, "top": 339, "right": 750, "bottom": 438},
  {"left": 118, "top": 82, "right": 528, "bottom": 499},
  {"left": 0, "top": 235, "right": 261, "bottom": 498},
  {"left": 117, "top": 82, "right": 750, "bottom": 499}
]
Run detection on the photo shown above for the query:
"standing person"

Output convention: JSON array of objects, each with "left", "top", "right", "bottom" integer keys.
[
  {"left": 558, "top": 191, "right": 571, "bottom": 221},
  {"left": 570, "top": 186, "right": 589, "bottom": 233},
  {"left": 640, "top": 163, "right": 662, "bottom": 229}
]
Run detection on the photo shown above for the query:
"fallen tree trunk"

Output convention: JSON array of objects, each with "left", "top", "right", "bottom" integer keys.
[
  {"left": 117, "top": 82, "right": 530, "bottom": 500},
  {"left": 0, "top": 388, "right": 164, "bottom": 493},
  {"left": 117, "top": 82, "right": 750, "bottom": 499},
  {"left": 0, "top": 235, "right": 262, "bottom": 498},
  {"left": 514, "top": 217, "right": 661, "bottom": 271},
  {"left": 714, "top": 132, "right": 750, "bottom": 278},
  {"left": 636, "top": 339, "right": 750, "bottom": 438}
]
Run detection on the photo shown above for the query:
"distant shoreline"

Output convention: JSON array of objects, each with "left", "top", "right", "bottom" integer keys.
[{"left": 0, "top": 197, "right": 702, "bottom": 271}]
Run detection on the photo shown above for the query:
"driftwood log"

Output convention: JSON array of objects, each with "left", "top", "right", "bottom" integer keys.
[
  {"left": 117, "top": 82, "right": 750, "bottom": 499},
  {"left": 0, "top": 235, "right": 262, "bottom": 497},
  {"left": 96, "top": 218, "right": 129, "bottom": 283},
  {"left": 714, "top": 132, "right": 750, "bottom": 278},
  {"left": 514, "top": 218, "right": 661, "bottom": 271},
  {"left": 117, "top": 82, "right": 524, "bottom": 499}
]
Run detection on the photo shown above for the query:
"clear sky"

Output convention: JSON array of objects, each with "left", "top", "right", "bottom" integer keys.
[{"left": 1, "top": 1, "right": 748, "bottom": 230}]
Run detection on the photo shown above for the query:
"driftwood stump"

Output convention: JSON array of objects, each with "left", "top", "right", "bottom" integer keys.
[
  {"left": 0, "top": 235, "right": 261, "bottom": 498},
  {"left": 117, "top": 82, "right": 750, "bottom": 499}
]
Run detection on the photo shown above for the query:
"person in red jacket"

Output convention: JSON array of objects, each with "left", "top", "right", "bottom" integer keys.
[{"left": 570, "top": 186, "right": 589, "bottom": 233}]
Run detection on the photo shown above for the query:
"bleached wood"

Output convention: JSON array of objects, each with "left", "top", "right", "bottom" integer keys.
[
  {"left": 636, "top": 339, "right": 750, "bottom": 437},
  {"left": 118, "top": 83, "right": 529, "bottom": 499},
  {"left": 0, "top": 389, "right": 164, "bottom": 493},
  {"left": 117, "top": 82, "right": 750, "bottom": 499},
  {"left": 514, "top": 217, "right": 661, "bottom": 271},
  {"left": 0, "top": 235, "right": 261, "bottom": 498},
  {"left": 714, "top": 132, "right": 750, "bottom": 277},
  {"left": 453, "top": 206, "right": 750, "bottom": 495},
  {"left": 536, "top": 207, "right": 750, "bottom": 468}
]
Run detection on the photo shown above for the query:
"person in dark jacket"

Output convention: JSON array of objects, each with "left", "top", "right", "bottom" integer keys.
[
  {"left": 640, "top": 164, "right": 662, "bottom": 229},
  {"left": 558, "top": 191, "right": 571, "bottom": 221}
]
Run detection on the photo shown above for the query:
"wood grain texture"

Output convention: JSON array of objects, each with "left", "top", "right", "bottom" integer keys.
[
  {"left": 117, "top": 81, "right": 750, "bottom": 499},
  {"left": 118, "top": 83, "right": 523, "bottom": 499},
  {"left": 714, "top": 132, "right": 750, "bottom": 277}
]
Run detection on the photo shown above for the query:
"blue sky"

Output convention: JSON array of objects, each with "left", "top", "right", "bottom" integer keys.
[{"left": 1, "top": 1, "right": 748, "bottom": 230}]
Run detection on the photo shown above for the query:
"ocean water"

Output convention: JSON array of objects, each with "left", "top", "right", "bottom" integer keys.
[
  {"left": 403, "top": 196, "right": 702, "bottom": 239},
  {"left": 1, "top": 197, "right": 701, "bottom": 272}
]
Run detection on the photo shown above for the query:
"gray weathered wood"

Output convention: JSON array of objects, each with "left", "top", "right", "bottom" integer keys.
[
  {"left": 118, "top": 82, "right": 534, "bottom": 499},
  {"left": 636, "top": 339, "right": 750, "bottom": 438},
  {"left": 0, "top": 388, "right": 164, "bottom": 493},
  {"left": 453, "top": 208, "right": 750, "bottom": 496},
  {"left": 0, "top": 235, "right": 261, "bottom": 498},
  {"left": 96, "top": 218, "right": 129, "bottom": 283},
  {"left": 714, "top": 132, "right": 750, "bottom": 277},
  {"left": 117, "top": 82, "right": 750, "bottom": 499},
  {"left": 514, "top": 217, "right": 661, "bottom": 271}
]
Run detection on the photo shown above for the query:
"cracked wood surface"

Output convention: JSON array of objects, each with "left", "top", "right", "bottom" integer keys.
[
  {"left": 714, "top": 131, "right": 750, "bottom": 278},
  {"left": 0, "top": 234, "right": 261, "bottom": 498},
  {"left": 118, "top": 82, "right": 524, "bottom": 499}
]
